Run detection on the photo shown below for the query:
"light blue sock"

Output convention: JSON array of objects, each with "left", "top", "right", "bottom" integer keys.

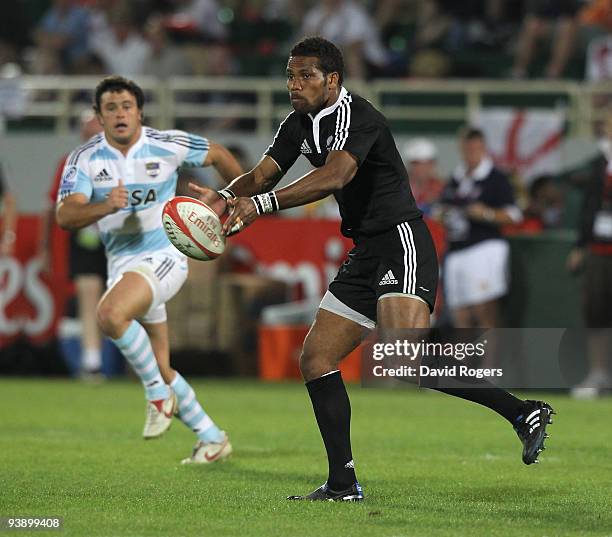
[
  {"left": 170, "top": 373, "right": 223, "bottom": 443},
  {"left": 112, "top": 321, "right": 169, "bottom": 401}
]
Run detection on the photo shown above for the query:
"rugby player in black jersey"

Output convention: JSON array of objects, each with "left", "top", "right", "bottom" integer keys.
[{"left": 190, "top": 37, "right": 555, "bottom": 502}]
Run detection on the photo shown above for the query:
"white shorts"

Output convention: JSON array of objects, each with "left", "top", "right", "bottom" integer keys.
[
  {"left": 444, "top": 239, "right": 509, "bottom": 309},
  {"left": 106, "top": 250, "right": 188, "bottom": 324}
]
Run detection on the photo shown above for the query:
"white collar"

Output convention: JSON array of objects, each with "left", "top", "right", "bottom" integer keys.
[
  {"left": 308, "top": 86, "right": 349, "bottom": 123},
  {"left": 307, "top": 87, "right": 349, "bottom": 153},
  {"left": 102, "top": 126, "right": 146, "bottom": 159},
  {"left": 453, "top": 156, "right": 494, "bottom": 183}
]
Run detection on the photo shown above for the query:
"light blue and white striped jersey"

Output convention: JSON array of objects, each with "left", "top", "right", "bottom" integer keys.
[{"left": 58, "top": 127, "right": 209, "bottom": 277}]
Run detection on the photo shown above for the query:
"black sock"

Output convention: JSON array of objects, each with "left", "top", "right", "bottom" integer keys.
[
  {"left": 306, "top": 371, "right": 357, "bottom": 490},
  {"left": 420, "top": 357, "right": 525, "bottom": 424},
  {"left": 431, "top": 384, "right": 525, "bottom": 425}
]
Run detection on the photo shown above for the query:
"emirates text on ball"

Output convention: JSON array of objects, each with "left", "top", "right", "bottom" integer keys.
[{"left": 187, "top": 210, "right": 222, "bottom": 248}]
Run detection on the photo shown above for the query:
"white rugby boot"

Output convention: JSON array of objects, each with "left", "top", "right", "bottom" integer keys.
[
  {"left": 181, "top": 432, "right": 232, "bottom": 464},
  {"left": 143, "top": 392, "right": 177, "bottom": 439}
]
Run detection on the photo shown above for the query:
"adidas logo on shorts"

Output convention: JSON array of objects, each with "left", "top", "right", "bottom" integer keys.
[
  {"left": 300, "top": 139, "right": 312, "bottom": 154},
  {"left": 379, "top": 270, "right": 398, "bottom": 286}
]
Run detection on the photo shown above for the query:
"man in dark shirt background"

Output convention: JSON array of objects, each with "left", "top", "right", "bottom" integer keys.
[
  {"left": 191, "top": 36, "right": 554, "bottom": 502},
  {"left": 567, "top": 110, "right": 612, "bottom": 399},
  {"left": 437, "top": 127, "right": 523, "bottom": 329}
]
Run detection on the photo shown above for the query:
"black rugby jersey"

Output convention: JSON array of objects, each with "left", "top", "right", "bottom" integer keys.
[{"left": 264, "top": 87, "right": 421, "bottom": 238}]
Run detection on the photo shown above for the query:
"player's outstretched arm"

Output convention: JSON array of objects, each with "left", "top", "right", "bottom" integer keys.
[
  {"left": 225, "top": 155, "right": 286, "bottom": 196},
  {"left": 203, "top": 141, "right": 244, "bottom": 184},
  {"left": 273, "top": 150, "right": 357, "bottom": 209},
  {"left": 190, "top": 155, "right": 284, "bottom": 217},
  {"left": 56, "top": 180, "right": 128, "bottom": 230},
  {"left": 222, "top": 151, "right": 357, "bottom": 235}
]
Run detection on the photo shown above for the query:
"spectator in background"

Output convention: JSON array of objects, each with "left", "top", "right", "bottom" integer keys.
[
  {"left": 300, "top": 0, "right": 389, "bottom": 79},
  {"left": 511, "top": 0, "right": 581, "bottom": 79},
  {"left": 31, "top": 0, "right": 92, "bottom": 74},
  {"left": 142, "top": 14, "right": 193, "bottom": 77},
  {"left": 0, "top": 0, "right": 29, "bottom": 66},
  {"left": 90, "top": 7, "right": 151, "bottom": 76},
  {"left": 164, "top": 0, "right": 227, "bottom": 42},
  {"left": 581, "top": 0, "right": 612, "bottom": 83},
  {"left": 435, "top": 127, "right": 522, "bottom": 329},
  {"left": 566, "top": 108, "right": 612, "bottom": 399},
  {"left": 38, "top": 111, "right": 107, "bottom": 379},
  {"left": 0, "top": 164, "right": 17, "bottom": 257},
  {"left": 403, "top": 138, "right": 445, "bottom": 217},
  {"left": 406, "top": 0, "right": 452, "bottom": 78},
  {"left": 413, "top": 0, "right": 452, "bottom": 51},
  {"left": 87, "top": 0, "right": 120, "bottom": 57},
  {"left": 440, "top": 0, "right": 514, "bottom": 50},
  {"left": 580, "top": 0, "right": 612, "bottom": 38},
  {"left": 523, "top": 174, "right": 565, "bottom": 229}
]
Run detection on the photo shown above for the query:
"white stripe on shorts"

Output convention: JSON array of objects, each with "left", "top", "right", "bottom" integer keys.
[
  {"left": 319, "top": 290, "right": 375, "bottom": 329},
  {"left": 397, "top": 222, "right": 417, "bottom": 294},
  {"left": 396, "top": 223, "right": 409, "bottom": 293},
  {"left": 404, "top": 223, "right": 417, "bottom": 294}
]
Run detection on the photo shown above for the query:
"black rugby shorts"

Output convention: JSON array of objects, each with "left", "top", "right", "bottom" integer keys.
[
  {"left": 69, "top": 232, "right": 107, "bottom": 280},
  {"left": 328, "top": 217, "right": 438, "bottom": 324}
]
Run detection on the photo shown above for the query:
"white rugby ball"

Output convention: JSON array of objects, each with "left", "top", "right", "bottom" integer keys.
[{"left": 162, "top": 196, "right": 225, "bottom": 261}]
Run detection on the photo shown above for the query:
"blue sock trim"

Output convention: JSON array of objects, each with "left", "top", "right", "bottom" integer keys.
[
  {"left": 112, "top": 320, "right": 140, "bottom": 349},
  {"left": 113, "top": 321, "right": 169, "bottom": 401},
  {"left": 170, "top": 373, "right": 189, "bottom": 397},
  {"left": 197, "top": 425, "right": 223, "bottom": 443},
  {"left": 171, "top": 373, "right": 222, "bottom": 442}
]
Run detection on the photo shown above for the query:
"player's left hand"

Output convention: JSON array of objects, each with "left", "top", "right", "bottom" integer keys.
[
  {"left": 222, "top": 197, "right": 258, "bottom": 236},
  {"left": 188, "top": 182, "right": 228, "bottom": 218}
]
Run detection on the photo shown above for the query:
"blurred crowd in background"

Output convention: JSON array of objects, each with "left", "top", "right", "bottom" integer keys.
[{"left": 0, "top": 0, "right": 611, "bottom": 81}]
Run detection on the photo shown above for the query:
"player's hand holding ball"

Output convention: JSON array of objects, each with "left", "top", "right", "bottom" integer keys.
[
  {"left": 105, "top": 179, "right": 129, "bottom": 213},
  {"left": 223, "top": 197, "right": 258, "bottom": 236},
  {"left": 188, "top": 182, "right": 228, "bottom": 218}
]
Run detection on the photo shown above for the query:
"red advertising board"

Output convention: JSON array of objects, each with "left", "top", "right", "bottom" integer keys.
[
  {"left": 0, "top": 216, "right": 72, "bottom": 347},
  {"left": 229, "top": 217, "right": 354, "bottom": 300}
]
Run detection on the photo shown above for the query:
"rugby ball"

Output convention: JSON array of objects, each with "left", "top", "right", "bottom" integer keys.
[{"left": 162, "top": 196, "right": 225, "bottom": 261}]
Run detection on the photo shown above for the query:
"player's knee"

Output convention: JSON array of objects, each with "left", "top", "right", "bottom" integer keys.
[
  {"left": 96, "top": 301, "right": 128, "bottom": 339},
  {"left": 299, "top": 346, "right": 331, "bottom": 381},
  {"left": 299, "top": 352, "right": 317, "bottom": 381}
]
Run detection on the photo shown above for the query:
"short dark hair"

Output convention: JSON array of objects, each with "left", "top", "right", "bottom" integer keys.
[
  {"left": 290, "top": 36, "right": 344, "bottom": 86},
  {"left": 529, "top": 174, "right": 555, "bottom": 197},
  {"left": 459, "top": 126, "right": 486, "bottom": 142},
  {"left": 93, "top": 75, "right": 145, "bottom": 113}
]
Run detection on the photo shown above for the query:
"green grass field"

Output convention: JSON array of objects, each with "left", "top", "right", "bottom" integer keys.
[{"left": 1, "top": 378, "right": 611, "bottom": 537}]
